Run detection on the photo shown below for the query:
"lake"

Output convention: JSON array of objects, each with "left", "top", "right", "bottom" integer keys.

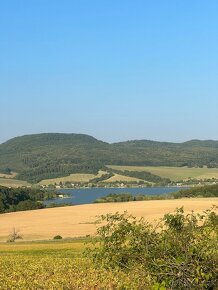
[{"left": 45, "top": 187, "right": 186, "bottom": 205}]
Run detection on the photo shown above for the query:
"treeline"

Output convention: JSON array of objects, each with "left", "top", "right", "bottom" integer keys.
[
  {"left": 173, "top": 184, "right": 218, "bottom": 198},
  {"left": 89, "top": 173, "right": 114, "bottom": 183},
  {"left": 94, "top": 193, "right": 168, "bottom": 203},
  {"left": 0, "top": 187, "right": 56, "bottom": 213},
  {"left": 107, "top": 168, "right": 170, "bottom": 184},
  {"left": 94, "top": 184, "right": 218, "bottom": 203},
  {"left": 17, "top": 163, "right": 101, "bottom": 183}
]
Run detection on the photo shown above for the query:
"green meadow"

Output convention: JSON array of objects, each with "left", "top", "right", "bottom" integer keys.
[{"left": 107, "top": 165, "right": 218, "bottom": 181}]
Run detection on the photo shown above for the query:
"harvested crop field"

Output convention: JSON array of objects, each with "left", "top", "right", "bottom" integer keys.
[
  {"left": 104, "top": 173, "right": 144, "bottom": 183},
  {"left": 0, "top": 198, "right": 217, "bottom": 241},
  {"left": 0, "top": 178, "right": 30, "bottom": 188},
  {"left": 39, "top": 171, "right": 106, "bottom": 185},
  {"left": 0, "top": 172, "right": 17, "bottom": 179}
]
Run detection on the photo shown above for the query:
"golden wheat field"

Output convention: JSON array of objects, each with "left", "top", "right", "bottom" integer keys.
[{"left": 0, "top": 198, "right": 217, "bottom": 242}]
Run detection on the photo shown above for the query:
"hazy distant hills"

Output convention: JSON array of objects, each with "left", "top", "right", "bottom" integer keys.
[{"left": 0, "top": 133, "right": 218, "bottom": 182}]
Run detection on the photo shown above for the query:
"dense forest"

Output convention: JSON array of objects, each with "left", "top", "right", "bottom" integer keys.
[
  {"left": 0, "top": 133, "right": 218, "bottom": 182},
  {"left": 0, "top": 186, "right": 56, "bottom": 213}
]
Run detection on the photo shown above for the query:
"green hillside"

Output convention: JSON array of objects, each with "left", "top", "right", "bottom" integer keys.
[{"left": 0, "top": 133, "right": 218, "bottom": 182}]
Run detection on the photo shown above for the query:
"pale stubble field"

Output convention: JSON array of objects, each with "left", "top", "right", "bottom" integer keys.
[{"left": 0, "top": 197, "right": 217, "bottom": 241}]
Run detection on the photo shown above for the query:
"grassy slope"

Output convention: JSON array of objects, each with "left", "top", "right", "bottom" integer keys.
[
  {"left": 107, "top": 165, "right": 218, "bottom": 181},
  {"left": 36, "top": 166, "right": 218, "bottom": 185},
  {"left": 39, "top": 173, "right": 97, "bottom": 185},
  {"left": 39, "top": 170, "right": 109, "bottom": 185},
  {"left": 2, "top": 166, "right": 218, "bottom": 187},
  {"left": 104, "top": 173, "right": 144, "bottom": 183},
  {"left": 0, "top": 178, "right": 30, "bottom": 188},
  {"left": 0, "top": 172, "right": 17, "bottom": 179},
  {"left": 39, "top": 171, "right": 145, "bottom": 185}
]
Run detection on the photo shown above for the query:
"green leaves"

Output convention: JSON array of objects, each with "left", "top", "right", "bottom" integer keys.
[
  {"left": 87, "top": 207, "right": 218, "bottom": 289},
  {"left": 152, "top": 281, "right": 167, "bottom": 290},
  {"left": 163, "top": 207, "right": 185, "bottom": 231}
]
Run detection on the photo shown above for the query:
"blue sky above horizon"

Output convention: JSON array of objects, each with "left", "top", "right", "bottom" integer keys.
[{"left": 0, "top": 0, "right": 218, "bottom": 143}]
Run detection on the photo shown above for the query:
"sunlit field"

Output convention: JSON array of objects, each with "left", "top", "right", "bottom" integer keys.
[
  {"left": 0, "top": 198, "right": 217, "bottom": 241},
  {"left": 0, "top": 205, "right": 217, "bottom": 289},
  {"left": 38, "top": 171, "right": 107, "bottom": 185},
  {"left": 107, "top": 165, "right": 218, "bottom": 181},
  {"left": 0, "top": 239, "right": 130, "bottom": 289},
  {"left": 0, "top": 178, "right": 30, "bottom": 188}
]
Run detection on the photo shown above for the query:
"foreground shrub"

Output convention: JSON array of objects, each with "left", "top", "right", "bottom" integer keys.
[
  {"left": 53, "top": 235, "right": 63, "bottom": 240},
  {"left": 86, "top": 207, "right": 218, "bottom": 289},
  {"left": 0, "top": 256, "right": 149, "bottom": 290}
]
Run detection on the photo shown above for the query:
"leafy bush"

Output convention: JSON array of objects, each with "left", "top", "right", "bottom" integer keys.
[
  {"left": 86, "top": 207, "right": 218, "bottom": 289},
  {"left": 53, "top": 235, "right": 63, "bottom": 240}
]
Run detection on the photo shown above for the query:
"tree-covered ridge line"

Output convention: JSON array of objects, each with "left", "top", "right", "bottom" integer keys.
[
  {"left": 94, "top": 184, "right": 218, "bottom": 203},
  {"left": 0, "top": 186, "right": 57, "bottom": 213},
  {"left": 0, "top": 133, "right": 218, "bottom": 182}
]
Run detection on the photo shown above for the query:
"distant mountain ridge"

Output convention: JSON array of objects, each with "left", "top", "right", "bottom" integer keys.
[{"left": 0, "top": 133, "right": 218, "bottom": 182}]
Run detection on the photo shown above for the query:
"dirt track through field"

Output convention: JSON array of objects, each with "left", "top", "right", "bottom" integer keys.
[{"left": 0, "top": 198, "right": 217, "bottom": 241}]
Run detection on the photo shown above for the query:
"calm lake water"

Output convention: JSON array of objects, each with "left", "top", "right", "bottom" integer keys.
[{"left": 45, "top": 187, "right": 186, "bottom": 205}]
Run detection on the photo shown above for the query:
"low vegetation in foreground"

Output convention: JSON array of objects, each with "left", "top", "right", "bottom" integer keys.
[{"left": 0, "top": 207, "right": 217, "bottom": 289}]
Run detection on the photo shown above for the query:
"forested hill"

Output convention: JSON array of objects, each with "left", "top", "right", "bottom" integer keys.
[{"left": 0, "top": 133, "right": 218, "bottom": 182}]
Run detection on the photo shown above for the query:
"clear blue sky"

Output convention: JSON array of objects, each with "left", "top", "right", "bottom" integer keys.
[{"left": 0, "top": 0, "right": 218, "bottom": 143}]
